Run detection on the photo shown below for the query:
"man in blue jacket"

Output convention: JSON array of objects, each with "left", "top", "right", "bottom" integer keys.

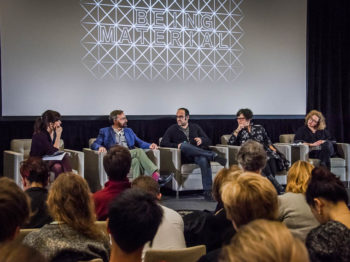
[{"left": 91, "top": 110, "right": 168, "bottom": 183}]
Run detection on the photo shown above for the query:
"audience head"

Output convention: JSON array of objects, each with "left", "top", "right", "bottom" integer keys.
[
  {"left": 221, "top": 172, "right": 278, "bottom": 228},
  {"left": 306, "top": 167, "right": 348, "bottom": 223},
  {"left": 131, "top": 176, "right": 160, "bottom": 199},
  {"left": 103, "top": 145, "right": 131, "bottom": 181},
  {"left": 236, "top": 108, "right": 253, "bottom": 120},
  {"left": 220, "top": 219, "right": 309, "bottom": 262},
  {"left": 47, "top": 172, "right": 103, "bottom": 239},
  {"left": 0, "top": 242, "right": 47, "bottom": 262},
  {"left": 108, "top": 188, "right": 163, "bottom": 254},
  {"left": 286, "top": 160, "right": 314, "bottom": 194},
  {"left": 0, "top": 177, "right": 30, "bottom": 243},
  {"left": 20, "top": 157, "right": 50, "bottom": 188},
  {"left": 34, "top": 110, "right": 61, "bottom": 133},
  {"left": 212, "top": 165, "right": 242, "bottom": 205},
  {"left": 237, "top": 140, "right": 267, "bottom": 173},
  {"left": 305, "top": 110, "right": 326, "bottom": 130}
]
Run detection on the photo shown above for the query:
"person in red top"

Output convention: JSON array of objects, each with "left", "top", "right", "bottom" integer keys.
[{"left": 93, "top": 145, "right": 132, "bottom": 220}]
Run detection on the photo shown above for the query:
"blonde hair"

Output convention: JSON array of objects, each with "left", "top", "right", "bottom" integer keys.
[
  {"left": 221, "top": 172, "right": 278, "bottom": 227},
  {"left": 220, "top": 219, "right": 309, "bottom": 262},
  {"left": 305, "top": 110, "right": 326, "bottom": 130},
  {"left": 286, "top": 161, "right": 314, "bottom": 193},
  {"left": 212, "top": 165, "right": 242, "bottom": 203},
  {"left": 47, "top": 172, "right": 104, "bottom": 240}
]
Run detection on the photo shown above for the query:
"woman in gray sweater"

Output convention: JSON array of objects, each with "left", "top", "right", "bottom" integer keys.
[{"left": 278, "top": 160, "right": 319, "bottom": 241}]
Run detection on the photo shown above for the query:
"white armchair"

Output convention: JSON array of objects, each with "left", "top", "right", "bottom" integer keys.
[
  {"left": 84, "top": 138, "right": 160, "bottom": 193},
  {"left": 219, "top": 135, "right": 292, "bottom": 185},
  {"left": 3, "top": 139, "right": 84, "bottom": 186}
]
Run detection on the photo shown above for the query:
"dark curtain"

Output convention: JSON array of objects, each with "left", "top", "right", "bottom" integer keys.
[{"left": 307, "top": 0, "right": 350, "bottom": 143}]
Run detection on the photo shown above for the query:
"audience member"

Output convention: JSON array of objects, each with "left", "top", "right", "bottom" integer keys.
[
  {"left": 108, "top": 188, "right": 163, "bottom": 262},
  {"left": 20, "top": 157, "right": 52, "bottom": 228},
  {"left": 220, "top": 219, "right": 309, "bottom": 262},
  {"left": 93, "top": 145, "right": 132, "bottom": 220},
  {"left": 228, "top": 108, "right": 287, "bottom": 194},
  {"left": 294, "top": 110, "right": 335, "bottom": 169},
  {"left": 30, "top": 110, "right": 72, "bottom": 177},
  {"left": 305, "top": 167, "right": 350, "bottom": 262},
  {"left": 0, "top": 242, "right": 47, "bottom": 262},
  {"left": 237, "top": 139, "right": 284, "bottom": 194},
  {"left": 160, "top": 107, "right": 226, "bottom": 200},
  {"left": 278, "top": 160, "right": 319, "bottom": 241},
  {"left": 23, "top": 172, "right": 110, "bottom": 262},
  {"left": 91, "top": 109, "right": 170, "bottom": 184},
  {"left": 198, "top": 172, "right": 279, "bottom": 262},
  {"left": 131, "top": 176, "right": 186, "bottom": 257},
  {"left": 0, "top": 177, "right": 30, "bottom": 244}
]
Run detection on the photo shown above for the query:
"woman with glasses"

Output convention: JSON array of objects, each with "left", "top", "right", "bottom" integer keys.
[
  {"left": 228, "top": 108, "right": 287, "bottom": 194},
  {"left": 294, "top": 110, "right": 335, "bottom": 169}
]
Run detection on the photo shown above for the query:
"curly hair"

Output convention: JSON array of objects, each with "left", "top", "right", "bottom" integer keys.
[{"left": 305, "top": 110, "right": 326, "bottom": 130}]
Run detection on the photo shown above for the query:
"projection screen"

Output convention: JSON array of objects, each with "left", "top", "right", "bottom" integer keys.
[{"left": 0, "top": 0, "right": 306, "bottom": 116}]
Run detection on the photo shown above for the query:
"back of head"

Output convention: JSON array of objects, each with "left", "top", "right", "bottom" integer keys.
[
  {"left": 103, "top": 145, "right": 131, "bottom": 181},
  {"left": 286, "top": 160, "right": 314, "bottom": 193},
  {"left": 108, "top": 188, "right": 163, "bottom": 253},
  {"left": 20, "top": 157, "right": 50, "bottom": 187},
  {"left": 0, "top": 177, "right": 30, "bottom": 243},
  {"left": 306, "top": 167, "right": 348, "bottom": 207},
  {"left": 0, "top": 242, "right": 47, "bottom": 262},
  {"left": 212, "top": 166, "right": 243, "bottom": 204},
  {"left": 131, "top": 176, "right": 160, "bottom": 198},
  {"left": 47, "top": 172, "right": 101, "bottom": 239},
  {"left": 221, "top": 172, "right": 278, "bottom": 227},
  {"left": 220, "top": 219, "right": 309, "bottom": 262},
  {"left": 34, "top": 110, "right": 61, "bottom": 133},
  {"left": 237, "top": 140, "right": 267, "bottom": 172}
]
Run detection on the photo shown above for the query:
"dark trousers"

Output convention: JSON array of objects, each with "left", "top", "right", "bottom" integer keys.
[
  {"left": 262, "top": 158, "right": 284, "bottom": 195},
  {"left": 309, "top": 140, "right": 335, "bottom": 169},
  {"left": 180, "top": 143, "right": 215, "bottom": 191}
]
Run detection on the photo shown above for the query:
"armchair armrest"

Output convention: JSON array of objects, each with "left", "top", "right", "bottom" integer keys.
[
  {"left": 83, "top": 148, "right": 105, "bottom": 193},
  {"left": 3, "top": 150, "right": 24, "bottom": 186},
  {"left": 273, "top": 143, "right": 292, "bottom": 167},
  {"left": 159, "top": 147, "right": 181, "bottom": 174},
  {"left": 209, "top": 146, "right": 229, "bottom": 168},
  {"left": 144, "top": 149, "right": 160, "bottom": 170},
  {"left": 64, "top": 149, "right": 84, "bottom": 177},
  {"left": 216, "top": 144, "right": 241, "bottom": 166},
  {"left": 336, "top": 143, "right": 350, "bottom": 180}
]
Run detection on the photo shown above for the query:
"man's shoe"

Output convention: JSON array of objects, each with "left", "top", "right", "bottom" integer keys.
[
  {"left": 203, "top": 190, "right": 215, "bottom": 202},
  {"left": 213, "top": 153, "right": 227, "bottom": 167},
  {"left": 158, "top": 174, "right": 173, "bottom": 186}
]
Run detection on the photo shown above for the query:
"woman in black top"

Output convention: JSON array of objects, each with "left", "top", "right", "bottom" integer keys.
[
  {"left": 305, "top": 167, "right": 350, "bottom": 262},
  {"left": 20, "top": 157, "right": 52, "bottom": 228},
  {"left": 228, "top": 109, "right": 288, "bottom": 194},
  {"left": 294, "top": 110, "right": 335, "bottom": 169}
]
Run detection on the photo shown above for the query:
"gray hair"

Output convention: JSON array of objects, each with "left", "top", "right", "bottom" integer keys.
[{"left": 237, "top": 140, "right": 267, "bottom": 172}]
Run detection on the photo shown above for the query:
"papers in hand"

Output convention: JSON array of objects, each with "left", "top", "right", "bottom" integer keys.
[
  {"left": 42, "top": 151, "right": 67, "bottom": 161},
  {"left": 290, "top": 142, "right": 303, "bottom": 146}
]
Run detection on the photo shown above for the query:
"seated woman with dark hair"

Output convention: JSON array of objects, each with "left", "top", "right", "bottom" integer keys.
[
  {"left": 294, "top": 110, "right": 335, "bottom": 169},
  {"left": 23, "top": 172, "right": 110, "bottom": 262},
  {"left": 30, "top": 110, "right": 71, "bottom": 178},
  {"left": 20, "top": 157, "right": 52, "bottom": 228},
  {"left": 228, "top": 108, "right": 288, "bottom": 194},
  {"left": 305, "top": 167, "right": 350, "bottom": 262}
]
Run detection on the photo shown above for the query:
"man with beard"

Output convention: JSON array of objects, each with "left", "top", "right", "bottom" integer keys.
[{"left": 91, "top": 110, "right": 170, "bottom": 184}]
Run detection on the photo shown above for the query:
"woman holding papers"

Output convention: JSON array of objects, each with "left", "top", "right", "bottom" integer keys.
[{"left": 30, "top": 110, "right": 72, "bottom": 178}]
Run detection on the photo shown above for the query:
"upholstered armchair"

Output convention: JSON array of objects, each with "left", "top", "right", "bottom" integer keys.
[
  {"left": 3, "top": 139, "right": 84, "bottom": 187},
  {"left": 219, "top": 135, "right": 292, "bottom": 185},
  {"left": 280, "top": 134, "right": 350, "bottom": 183},
  {"left": 158, "top": 139, "right": 229, "bottom": 197},
  {"left": 83, "top": 138, "right": 160, "bottom": 193}
]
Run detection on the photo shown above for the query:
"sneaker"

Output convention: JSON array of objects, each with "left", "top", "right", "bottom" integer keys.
[
  {"left": 213, "top": 153, "right": 227, "bottom": 167},
  {"left": 158, "top": 174, "right": 173, "bottom": 186}
]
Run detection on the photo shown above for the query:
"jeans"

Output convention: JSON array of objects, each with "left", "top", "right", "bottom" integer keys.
[{"left": 180, "top": 143, "right": 216, "bottom": 191}]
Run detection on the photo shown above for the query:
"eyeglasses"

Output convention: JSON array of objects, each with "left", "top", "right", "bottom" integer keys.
[
  {"left": 309, "top": 118, "right": 319, "bottom": 124},
  {"left": 236, "top": 117, "right": 246, "bottom": 120},
  {"left": 176, "top": 115, "right": 185, "bottom": 119}
]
